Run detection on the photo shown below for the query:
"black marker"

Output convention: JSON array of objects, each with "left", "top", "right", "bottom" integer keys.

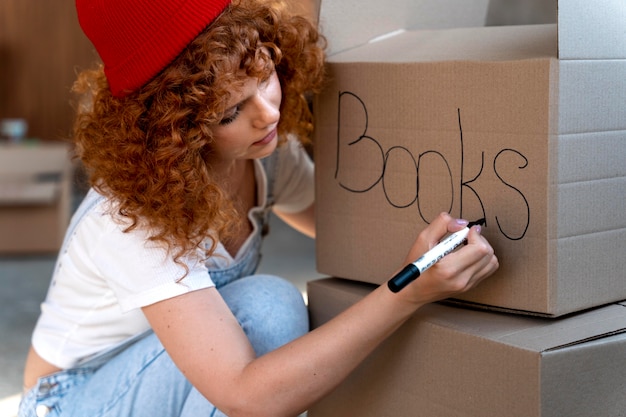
[{"left": 387, "top": 219, "right": 486, "bottom": 293}]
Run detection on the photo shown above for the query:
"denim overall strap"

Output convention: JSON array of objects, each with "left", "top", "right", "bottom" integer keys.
[
  {"left": 48, "top": 189, "right": 105, "bottom": 290},
  {"left": 207, "top": 152, "right": 279, "bottom": 288},
  {"left": 58, "top": 189, "right": 104, "bottom": 253},
  {"left": 259, "top": 151, "right": 278, "bottom": 237}
]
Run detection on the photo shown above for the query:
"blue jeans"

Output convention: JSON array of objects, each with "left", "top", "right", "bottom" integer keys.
[{"left": 19, "top": 274, "right": 309, "bottom": 417}]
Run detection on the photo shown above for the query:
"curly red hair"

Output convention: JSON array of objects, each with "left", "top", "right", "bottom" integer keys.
[{"left": 71, "top": 0, "right": 326, "bottom": 268}]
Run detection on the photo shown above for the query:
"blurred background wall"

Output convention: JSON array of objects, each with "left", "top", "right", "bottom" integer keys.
[
  {"left": 0, "top": 0, "right": 556, "bottom": 143},
  {"left": 0, "top": 1, "right": 95, "bottom": 142},
  {"left": 487, "top": 0, "right": 557, "bottom": 25}
]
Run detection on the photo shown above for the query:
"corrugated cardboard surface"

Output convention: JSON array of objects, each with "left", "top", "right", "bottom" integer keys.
[
  {"left": 558, "top": 0, "right": 626, "bottom": 60},
  {"left": 0, "top": 143, "right": 72, "bottom": 253},
  {"left": 313, "top": 0, "right": 626, "bottom": 316},
  {"left": 307, "top": 278, "right": 626, "bottom": 417},
  {"left": 318, "top": 0, "right": 489, "bottom": 56}
]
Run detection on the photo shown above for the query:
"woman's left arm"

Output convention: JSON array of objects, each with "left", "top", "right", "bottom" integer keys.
[{"left": 273, "top": 202, "right": 315, "bottom": 238}]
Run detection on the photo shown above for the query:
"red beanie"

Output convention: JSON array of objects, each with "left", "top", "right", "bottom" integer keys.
[{"left": 76, "top": 0, "right": 231, "bottom": 97}]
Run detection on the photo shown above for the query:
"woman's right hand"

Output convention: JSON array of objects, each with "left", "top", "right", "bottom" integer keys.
[{"left": 394, "top": 212, "right": 499, "bottom": 307}]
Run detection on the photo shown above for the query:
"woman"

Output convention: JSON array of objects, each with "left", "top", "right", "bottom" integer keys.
[{"left": 20, "top": 0, "right": 498, "bottom": 416}]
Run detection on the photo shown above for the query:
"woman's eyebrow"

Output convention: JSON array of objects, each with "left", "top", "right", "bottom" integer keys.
[
  {"left": 222, "top": 76, "right": 265, "bottom": 115},
  {"left": 225, "top": 91, "right": 254, "bottom": 113}
]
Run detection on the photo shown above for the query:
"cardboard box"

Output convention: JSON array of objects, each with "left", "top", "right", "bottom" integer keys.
[
  {"left": 0, "top": 142, "right": 73, "bottom": 253},
  {"left": 307, "top": 278, "right": 626, "bottom": 417},
  {"left": 284, "top": 0, "right": 320, "bottom": 25},
  {"left": 313, "top": 0, "right": 626, "bottom": 316}
]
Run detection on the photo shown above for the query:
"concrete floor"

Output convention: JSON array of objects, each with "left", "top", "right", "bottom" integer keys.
[{"left": 0, "top": 213, "right": 322, "bottom": 417}]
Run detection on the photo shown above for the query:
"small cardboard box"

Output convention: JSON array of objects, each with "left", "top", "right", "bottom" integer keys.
[
  {"left": 0, "top": 143, "right": 73, "bottom": 253},
  {"left": 314, "top": 0, "right": 626, "bottom": 316},
  {"left": 307, "top": 278, "right": 626, "bottom": 417}
]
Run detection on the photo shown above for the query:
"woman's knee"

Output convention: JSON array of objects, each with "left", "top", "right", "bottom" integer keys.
[{"left": 218, "top": 274, "right": 309, "bottom": 356}]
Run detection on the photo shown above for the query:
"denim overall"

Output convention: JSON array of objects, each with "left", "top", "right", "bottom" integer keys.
[{"left": 19, "top": 154, "right": 309, "bottom": 417}]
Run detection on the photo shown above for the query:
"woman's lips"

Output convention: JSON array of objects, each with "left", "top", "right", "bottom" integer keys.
[{"left": 253, "top": 128, "right": 277, "bottom": 146}]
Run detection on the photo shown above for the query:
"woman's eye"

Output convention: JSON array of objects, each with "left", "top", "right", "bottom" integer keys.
[{"left": 219, "top": 107, "right": 240, "bottom": 126}]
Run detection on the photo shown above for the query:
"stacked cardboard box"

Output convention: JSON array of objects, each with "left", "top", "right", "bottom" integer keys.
[
  {"left": 0, "top": 142, "right": 73, "bottom": 253},
  {"left": 308, "top": 278, "right": 626, "bottom": 417},
  {"left": 308, "top": 0, "right": 626, "bottom": 415},
  {"left": 314, "top": 0, "right": 626, "bottom": 318}
]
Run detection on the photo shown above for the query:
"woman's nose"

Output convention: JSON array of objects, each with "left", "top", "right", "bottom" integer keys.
[{"left": 251, "top": 94, "right": 280, "bottom": 128}]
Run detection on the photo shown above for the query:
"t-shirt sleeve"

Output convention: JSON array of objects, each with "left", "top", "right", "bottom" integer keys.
[
  {"left": 90, "top": 214, "right": 215, "bottom": 312},
  {"left": 272, "top": 136, "right": 315, "bottom": 214}
]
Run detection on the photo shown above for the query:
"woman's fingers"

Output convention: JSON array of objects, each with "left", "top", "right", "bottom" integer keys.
[
  {"left": 450, "top": 227, "right": 498, "bottom": 290},
  {"left": 404, "top": 212, "right": 468, "bottom": 264}
]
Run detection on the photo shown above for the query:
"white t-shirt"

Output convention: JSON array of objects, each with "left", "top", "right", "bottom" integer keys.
[{"left": 32, "top": 138, "right": 314, "bottom": 369}]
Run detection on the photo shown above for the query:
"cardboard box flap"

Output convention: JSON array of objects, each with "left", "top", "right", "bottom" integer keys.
[
  {"left": 498, "top": 304, "right": 626, "bottom": 352},
  {"left": 558, "top": 0, "right": 626, "bottom": 60},
  {"left": 308, "top": 279, "right": 626, "bottom": 354},
  {"left": 328, "top": 23, "right": 557, "bottom": 63},
  {"left": 429, "top": 303, "right": 626, "bottom": 353},
  {"left": 319, "top": 0, "right": 626, "bottom": 60},
  {"left": 319, "top": 0, "right": 489, "bottom": 56}
]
